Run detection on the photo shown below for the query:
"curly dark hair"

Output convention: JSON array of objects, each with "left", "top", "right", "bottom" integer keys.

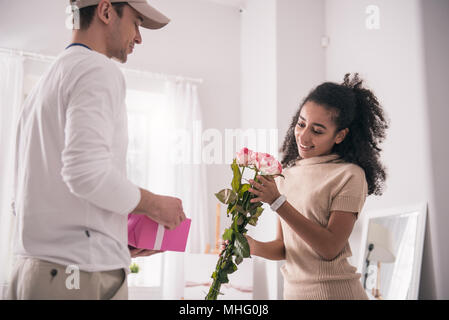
[{"left": 280, "top": 73, "right": 389, "bottom": 196}]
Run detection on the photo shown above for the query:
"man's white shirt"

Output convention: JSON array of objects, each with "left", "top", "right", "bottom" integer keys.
[{"left": 12, "top": 45, "right": 141, "bottom": 272}]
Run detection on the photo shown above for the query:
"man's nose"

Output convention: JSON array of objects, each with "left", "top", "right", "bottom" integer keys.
[{"left": 135, "top": 28, "right": 142, "bottom": 45}]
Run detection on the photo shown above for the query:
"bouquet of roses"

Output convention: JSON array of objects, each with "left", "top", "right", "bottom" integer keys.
[{"left": 205, "top": 147, "right": 283, "bottom": 300}]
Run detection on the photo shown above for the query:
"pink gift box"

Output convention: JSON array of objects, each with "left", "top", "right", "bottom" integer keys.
[{"left": 128, "top": 214, "right": 191, "bottom": 252}]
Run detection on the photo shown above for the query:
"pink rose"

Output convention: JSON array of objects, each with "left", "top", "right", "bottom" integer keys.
[
  {"left": 236, "top": 147, "right": 257, "bottom": 166},
  {"left": 255, "top": 152, "right": 282, "bottom": 175}
]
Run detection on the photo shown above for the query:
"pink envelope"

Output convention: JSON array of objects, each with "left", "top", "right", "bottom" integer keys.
[{"left": 128, "top": 214, "right": 191, "bottom": 252}]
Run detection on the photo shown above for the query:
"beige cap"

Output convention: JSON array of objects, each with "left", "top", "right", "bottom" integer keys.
[{"left": 72, "top": 0, "right": 170, "bottom": 29}]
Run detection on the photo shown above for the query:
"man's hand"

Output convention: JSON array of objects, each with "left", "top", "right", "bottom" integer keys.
[
  {"left": 129, "top": 245, "right": 164, "bottom": 258},
  {"left": 133, "top": 188, "right": 186, "bottom": 230}
]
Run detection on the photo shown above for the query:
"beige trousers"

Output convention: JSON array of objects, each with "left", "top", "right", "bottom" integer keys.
[{"left": 6, "top": 257, "right": 128, "bottom": 300}]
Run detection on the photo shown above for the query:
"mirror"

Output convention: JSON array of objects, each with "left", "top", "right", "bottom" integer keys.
[{"left": 357, "top": 203, "right": 427, "bottom": 300}]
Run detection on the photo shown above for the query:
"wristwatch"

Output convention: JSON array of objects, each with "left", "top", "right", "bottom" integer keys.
[{"left": 270, "top": 195, "right": 286, "bottom": 211}]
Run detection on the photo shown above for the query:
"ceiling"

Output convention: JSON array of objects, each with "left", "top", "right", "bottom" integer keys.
[{"left": 203, "top": 0, "right": 247, "bottom": 9}]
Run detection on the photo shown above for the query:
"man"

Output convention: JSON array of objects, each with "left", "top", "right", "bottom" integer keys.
[{"left": 7, "top": 0, "right": 186, "bottom": 300}]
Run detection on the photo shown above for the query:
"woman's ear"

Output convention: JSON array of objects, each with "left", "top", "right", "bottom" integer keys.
[{"left": 335, "top": 128, "right": 349, "bottom": 144}]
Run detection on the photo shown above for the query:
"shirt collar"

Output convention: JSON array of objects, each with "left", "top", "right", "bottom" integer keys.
[
  {"left": 295, "top": 153, "right": 341, "bottom": 166},
  {"left": 65, "top": 43, "right": 92, "bottom": 51}
]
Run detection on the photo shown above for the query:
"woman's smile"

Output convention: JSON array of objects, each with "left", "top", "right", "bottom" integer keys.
[{"left": 298, "top": 143, "right": 314, "bottom": 152}]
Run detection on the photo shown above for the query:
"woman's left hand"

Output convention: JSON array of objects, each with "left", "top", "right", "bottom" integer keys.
[{"left": 249, "top": 175, "right": 281, "bottom": 205}]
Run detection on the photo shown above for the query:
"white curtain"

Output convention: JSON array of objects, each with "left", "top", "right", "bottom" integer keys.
[
  {"left": 0, "top": 54, "right": 24, "bottom": 297},
  {"left": 162, "top": 80, "right": 209, "bottom": 299}
]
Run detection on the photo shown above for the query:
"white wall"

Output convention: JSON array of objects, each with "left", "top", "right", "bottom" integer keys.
[
  {"left": 240, "top": 0, "right": 277, "bottom": 239},
  {"left": 277, "top": 0, "right": 326, "bottom": 148},
  {"left": 419, "top": 0, "right": 449, "bottom": 300},
  {"left": 325, "top": 0, "right": 430, "bottom": 269},
  {"left": 325, "top": 0, "right": 449, "bottom": 299},
  {"left": 240, "top": 0, "right": 278, "bottom": 300},
  {"left": 240, "top": 0, "right": 277, "bottom": 136},
  {"left": 240, "top": 0, "right": 326, "bottom": 299}
]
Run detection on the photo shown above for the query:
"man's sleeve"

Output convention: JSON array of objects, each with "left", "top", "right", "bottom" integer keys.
[{"left": 61, "top": 65, "right": 140, "bottom": 215}]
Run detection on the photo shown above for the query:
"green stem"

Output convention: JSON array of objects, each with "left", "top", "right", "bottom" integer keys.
[
  {"left": 206, "top": 166, "right": 264, "bottom": 300},
  {"left": 205, "top": 244, "right": 233, "bottom": 300},
  {"left": 253, "top": 170, "right": 259, "bottom": 181},
  {"left": 237, "top": 166, "right": 245, "bottom": 194}
]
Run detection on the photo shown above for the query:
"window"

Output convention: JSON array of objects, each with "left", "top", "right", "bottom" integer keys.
[{"left": 126, "top": 88, "right": 175, "bottom": 290}]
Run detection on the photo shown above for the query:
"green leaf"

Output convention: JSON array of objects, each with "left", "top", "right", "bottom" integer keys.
[
  {"left": 227, "top": 202, "right": 235, "bottom": 217},
  {"left": 248, "top": 201, "right": 261, "bottom": 215},
  {"left": 248, "top": 201, "right": 263, "bottom": 213},
  {"left": 235, "top": 255, "right": 243, "bottom": 265},
  {"left": 215, "top": 189, "right": 237, "bottom": 205},
  {"left": 228, "top": 202, "right": 237, "bottom": 217},
  {"left": 221, "top": 260, "right": 238, "bottom": 275},
  {"left": 234, "top": 232, "right": 251, "bottom": 258},
  {"left": 253, "top": 206, "right": 264, "bottom": 217},
  {"left": 232, "top": 216, "right": 239, "bottom": 232},
  {"left": 129, "top": 263, "right": 140, "bottom": 273},
  {"left": 242, "top": 191, "right": 252, "bottom": 211},
  {"left": 248, "top": 207, "right": 263, "bottom": 226},
  {"left": 228, "top": 262, "right": 238, "bottom": 274},
  {"left": 231, "top": 159, "right": 241, "bottom": 193},
  {"left": 248, "top": 217, "right": 258, "bottom": 226},
  {"left": 222, "top": 228, "right": 234, "bottom": 241},
  {"left": 239, "top": 184, "right": 250, "bottom": 197},
  {"left": 235, "top": 204, "right": 246, "bottom": 214},
  {"left": 232, "top": 213, "right": 245, "bottom": 232},
  {"left": 218, "top": 271, "right": 229, "bottom": 283}
]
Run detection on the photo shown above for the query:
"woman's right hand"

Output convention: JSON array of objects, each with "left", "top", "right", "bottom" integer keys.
[
  {"left": 245, "top": 234, "right": 258, "bottom": 256},
  {"left": 218, "top": 235, "right": 259, "bottom": 256}
]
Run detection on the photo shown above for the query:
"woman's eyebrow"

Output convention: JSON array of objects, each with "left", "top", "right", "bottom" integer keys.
[{"left": 298, "top": 115, "right": 327, "bottom": 129}]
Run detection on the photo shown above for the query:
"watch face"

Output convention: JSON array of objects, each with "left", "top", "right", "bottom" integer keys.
[{"left": 366, "top": 264, "right": 377, "bottom": 290}]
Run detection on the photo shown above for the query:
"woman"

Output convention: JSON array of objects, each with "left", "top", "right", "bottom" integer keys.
[{"left": 247, "top": 73, "right": 389, "bottom": 300}]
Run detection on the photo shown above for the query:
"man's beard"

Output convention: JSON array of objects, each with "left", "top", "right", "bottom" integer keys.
[
  {"left": 106, "top": 24, "right": 128, "bottom": 63},
  {"left": 114, "top": 48, "right": 128, "bottom": 63},
  {"left": 107, "top": 42, "right": 127, "bottom": 63}
]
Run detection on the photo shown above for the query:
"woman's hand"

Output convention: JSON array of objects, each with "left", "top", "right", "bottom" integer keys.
[
  {"left": 219, "top": 236, "right": 259, "bottom": 256},
  {"left": 244, "top": 234, "right": 259, "bottom": 256},
  {"left": 248, "top": 175, "right": 281, "bottom": 205}
]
